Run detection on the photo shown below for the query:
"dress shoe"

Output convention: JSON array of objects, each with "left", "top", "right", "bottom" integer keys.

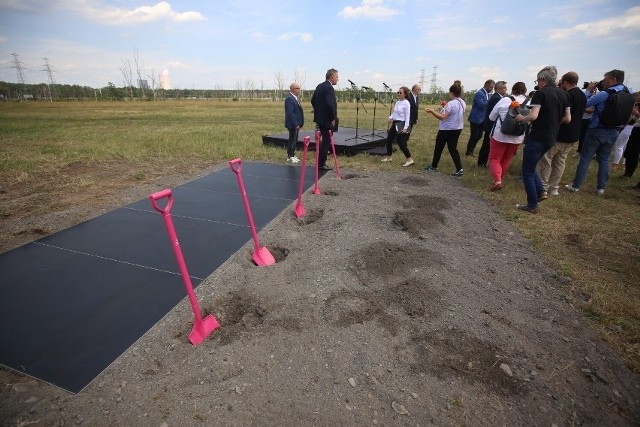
[{"left": 489, "top": 182, "right": 502, "bottom": 192}]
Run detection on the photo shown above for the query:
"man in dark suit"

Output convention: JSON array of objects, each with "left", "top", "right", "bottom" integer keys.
[
  {"left": 311, "top": 68, "right": 339, "bottom": 170},
  {"left": 284, "top": 82, "right": 304, "bottom": 163},
  {"left": 478, "top": 80, "right": 508, "bottom": 166},
  {"left": 408, "top": 84, "right": 421, "bottom": 129}
]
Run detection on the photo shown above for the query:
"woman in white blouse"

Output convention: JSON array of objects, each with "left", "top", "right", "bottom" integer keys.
[
  {"left": 487, "top": 82, "right": 528, "bottom": 191},
  {"left": 381, "top": 86, "right": 414, "bottom": 166}
]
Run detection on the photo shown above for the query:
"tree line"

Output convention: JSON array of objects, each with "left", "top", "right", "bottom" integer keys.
[{"left": 0, "top": 80, "right": 466, "bottom": 105}]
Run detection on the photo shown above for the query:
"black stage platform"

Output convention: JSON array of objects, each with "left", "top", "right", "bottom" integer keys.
[
  {"left": 0, "top": 162, "right": 320, "bottom": 393},
  {"left": 262, "top": 126, "right": 389, "bottom": 155}
]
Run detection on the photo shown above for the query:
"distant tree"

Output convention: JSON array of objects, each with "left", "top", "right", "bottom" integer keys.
[
  {"left": 119, "top": 57, "right": 134, "bottom": 99},
  {"left": 293, "top": 69, "right": 306, "bottom": 100},
  {"left": 133, "top": 49, "right": 146, "bottom": 99},
  {"left": 273, "top": 70, "right": 285, "bottom": 101}
]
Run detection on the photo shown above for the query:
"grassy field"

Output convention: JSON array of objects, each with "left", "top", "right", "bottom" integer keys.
[{"left": 1, "top": 100, "right": 638, "bottom": 371}]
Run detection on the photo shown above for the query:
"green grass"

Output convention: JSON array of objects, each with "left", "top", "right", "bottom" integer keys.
[{"left": 1, "top": 100, "right": 638, "bottom": 371}]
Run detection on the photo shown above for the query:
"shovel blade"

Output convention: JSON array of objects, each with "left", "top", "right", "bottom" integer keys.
[
  {"left": 253, "top": 245, "right": 276, "bottom": 267},
  {"left": 312, "top": 185, "right": 321, "bottom": 195},
  {"left": 294, "top": 202, "right": 306, "bottom": 218},
  {"left": 188, "top": 314, "right": 220, "bottom": 345}
]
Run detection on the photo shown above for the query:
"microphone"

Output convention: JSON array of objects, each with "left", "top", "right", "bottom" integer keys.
[
  {"left": 362, "top": 86, "right": 371, "bottom": 90},
  {"left": 348, "top": 79, "right": 356, "bottom": 86},
  {"left": 383, "top": 82, "right": 390, "bottom": 89}
]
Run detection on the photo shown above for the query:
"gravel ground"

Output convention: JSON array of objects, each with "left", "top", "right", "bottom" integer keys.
[{"left": 1, "top": 165, "right": 639, "bottom": 426}]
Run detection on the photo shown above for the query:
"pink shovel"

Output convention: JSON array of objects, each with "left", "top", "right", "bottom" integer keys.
[
  {"left": 312, "top": 130, "right": 321, "bottom": 195},
  {"left": 329, "top": 130, "right": 342, "bottom": 179},
  {"left": 294, "top": 136, "right": 311, "bottom": 218},
  {"left": 229, "top": 158, "right": 276, "bottom": 267},
  {"left": 149, "top": 189, "right": 220, "bottom": 345}
]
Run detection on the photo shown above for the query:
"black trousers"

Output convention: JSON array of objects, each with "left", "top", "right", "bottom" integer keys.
[
  {"left": 465, "top": 122, "right": 484, "bottom": 155},
  {"left": 623, "top": 126, "right": 640, "bottom": 177},
  {"left": 386, "top": 123, "right": 411, "bottom": 158},
  {"left": 431, "top": 129, "right": 463, "bottom": 170},
  {"left": 477, "top": 131, "right": 491, "bottom": 166},
  {"left": 287, "top": 128, "right": 299, "bottom": 158},
  {"left": 318, "top": 126, "right": 332, "bottom": 167}
]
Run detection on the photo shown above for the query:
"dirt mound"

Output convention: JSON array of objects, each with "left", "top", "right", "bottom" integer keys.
[{"left": 2, "top": 167, "right": 639, "bottom": 426}]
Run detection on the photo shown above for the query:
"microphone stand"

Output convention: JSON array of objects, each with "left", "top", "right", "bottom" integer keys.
[
  {"left": 365, "top": 87, "right": 386, "bottom": 138},
  {"left": 345, "top": 80, "right": 368, "bottom": 142},
  {"left": 383, "top": 83, "right": 394, "bottom": 117}
]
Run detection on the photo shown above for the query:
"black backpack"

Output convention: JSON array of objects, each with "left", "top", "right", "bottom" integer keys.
[
  {"left": 498, "top": 96, "right": 530, "bottom": 136},
  {"left": 598, "top": 87, "right": 635, "bottom": 127}
]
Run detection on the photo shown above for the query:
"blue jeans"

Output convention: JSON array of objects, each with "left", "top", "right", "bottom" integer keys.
[
  {"left": 572, "top": 128, "right": 619, "bottom": 190},
  {"left": 521, "top": 139, "right": 549, "bottom": 208}
]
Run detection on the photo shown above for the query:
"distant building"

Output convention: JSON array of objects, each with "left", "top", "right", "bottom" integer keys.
[
  {"left": 160, "top": 70, "right": 171, "bottom": 90},
  {"left": 138, "top": 79, "right": 150, "bottom": 90}
]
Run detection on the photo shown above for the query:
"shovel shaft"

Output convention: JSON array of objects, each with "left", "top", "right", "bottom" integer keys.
[
  {"left": 313, "top": 130, "right": 321, "bottom": 194},
  {"left": 149, "top": 191, "right": 205, "bottom": 322},
  {"left": 229, "top": 158, "right": 261, "bottom": 252},
  {"left": 297, "top": 136, "right": 311, "bottom": 204},
  {"left": 329, "top": 130, "right": 341, "bottom": 179}
]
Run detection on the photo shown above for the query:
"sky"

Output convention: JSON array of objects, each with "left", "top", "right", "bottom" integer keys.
[{"left": 0, "top": 0, "right": 639, "bottom": 93}]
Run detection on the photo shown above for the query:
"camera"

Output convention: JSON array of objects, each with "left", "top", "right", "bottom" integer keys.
[{"left": 595, "top": 80, "right": 604, "bottom": 91}]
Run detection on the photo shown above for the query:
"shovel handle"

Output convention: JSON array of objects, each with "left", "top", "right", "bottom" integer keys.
[
  {"left": 149, "top": 189, "right": 173, "bottom": 214},
  {"left": 303, "top": 136, "right": 310, "bottom": 148},
  {"left": 229, "top": 158, "right": 242, "bottom": 174}
]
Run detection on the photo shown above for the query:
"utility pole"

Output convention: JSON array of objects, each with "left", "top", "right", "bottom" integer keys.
[
  {"left": 11, "top": 53, "right": 28, "bottom": 100},
  {"left": 42, "top": 57, "right": 56, "bottom": 102},
  {"left": 429, "top": 65, "right": 438, "bottom": 93},
  {"left": 419, "top": 68, "right": 425, "bottom": 88}
]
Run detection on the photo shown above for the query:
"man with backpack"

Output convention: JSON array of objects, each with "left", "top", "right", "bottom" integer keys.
[{"left": 565, "top": 69, "right": 635, "bottom": 195}]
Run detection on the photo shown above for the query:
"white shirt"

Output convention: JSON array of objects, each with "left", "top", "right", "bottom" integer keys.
[
  {"left": 488, "top": 94, "right": 528, "bottom": 144},
  {"left": 389, "top": 99, "right": 410, "bottom": 130}
]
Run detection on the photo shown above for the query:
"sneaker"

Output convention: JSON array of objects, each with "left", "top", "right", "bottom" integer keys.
[
  {"left": 550, "top": 189, "right": 559, "bottom": 196},
  {"left": 286, "top": 157, "right": 292, "bottom": 163},
  {"left": 564, "top": 184, "right": 579, "bottom": 192},
  {"left": 290, "top": 156, "right": 300, "bottom": 164},
  {"left": 537, "top": 191, "right": 548, "bottom": 202},
  {"left": 451, "top": 169, "right": 464, "bottom": 177},
  {"left": 402, "top": 159, "right": 415, "bottom": 167},
  {"left": 380, "top": 157, "right": 393, "bottom": 162},
  {"left": 596, "top": 189, "right": 605, "bottom": 196},
  {"left": 424, "top": 165, "right": 438, "bottom": 172},
  {"left": 516, "top": 203, "right": 538, "bottom": 214}
]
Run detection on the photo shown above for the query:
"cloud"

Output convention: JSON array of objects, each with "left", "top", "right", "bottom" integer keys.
[
  {"left": 0, "top": 35, "right": 7, "bottom": 44},
  {"left": 81, "top": 1, "right": 206, "bottom": 25},
  {"left": 278, "top": 32, "right": 313, "bottom": 42},
  {"left": 251, "top": 32, "right": 265, "bottom": 40},
  {"left": 548, "top": 5, "right": 640, "bottom": 40},
  {"left": 469, "top": 66, "right": 504, "bottom": 81},
  {"left": 338, "top": 0, "right": 400, "bottom": 21},
  {"left": 416, "top": 15, "right": 497, "bottom": 51}
]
